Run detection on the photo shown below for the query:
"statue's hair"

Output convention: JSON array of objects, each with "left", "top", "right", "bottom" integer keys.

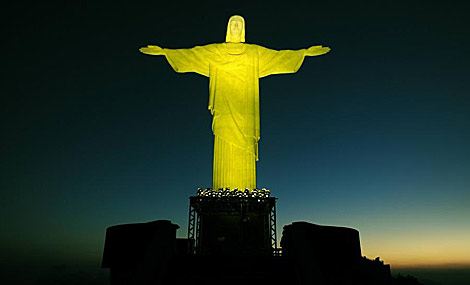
[{"left": 226, "top": 15, "right": 245, "bottom": 43}]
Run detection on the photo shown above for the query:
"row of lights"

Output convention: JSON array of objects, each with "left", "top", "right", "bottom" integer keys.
[{"left": 197, "top": 187, "right": 271, "bottom": 198}]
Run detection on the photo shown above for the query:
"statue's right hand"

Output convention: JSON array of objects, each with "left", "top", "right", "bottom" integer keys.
[{"left": 139, "top": 45, "right": 164, "bottom": 55}]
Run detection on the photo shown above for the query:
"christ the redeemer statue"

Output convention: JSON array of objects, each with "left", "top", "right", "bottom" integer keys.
[{"left": 140, "top": 15, "right": 330, "bottom": 191}]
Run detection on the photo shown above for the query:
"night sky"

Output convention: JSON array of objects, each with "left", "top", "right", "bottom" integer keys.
[{"left": 2, "top": 0, "right": 470, "bottom": 284}]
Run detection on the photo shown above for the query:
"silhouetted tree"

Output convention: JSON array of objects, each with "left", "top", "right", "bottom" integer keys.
[{"left": 392, "top": 274, "right": 424, "bottom": 285}]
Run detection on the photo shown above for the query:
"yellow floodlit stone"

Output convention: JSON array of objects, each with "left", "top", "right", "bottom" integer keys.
[{"left": 140, "top": 15, "right": 330, "bottom": 191}]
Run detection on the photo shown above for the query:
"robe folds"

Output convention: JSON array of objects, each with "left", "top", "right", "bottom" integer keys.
[{"left": 163, "top": 43, "right": 306, "bottom": 190}]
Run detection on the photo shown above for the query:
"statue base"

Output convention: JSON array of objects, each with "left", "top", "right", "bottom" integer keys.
[
  {"left": 188, "top": 196, "right": 277, "bottom": 256},
  {"left": 101, "top": 210, "right": 392, "bottom": 285}
]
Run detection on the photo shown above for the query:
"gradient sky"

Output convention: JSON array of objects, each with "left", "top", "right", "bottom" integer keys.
[{"left": 1, "top": 0, "right": 469, "bottom": 283}]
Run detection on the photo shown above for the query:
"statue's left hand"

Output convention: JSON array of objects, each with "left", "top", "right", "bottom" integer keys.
[{"left": 305, "top": 45, "right": 331, "bottom": 56}]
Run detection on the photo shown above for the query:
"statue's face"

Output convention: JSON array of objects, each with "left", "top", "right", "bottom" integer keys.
[{"left": 230, "top": 19, "right": 243, "bottom": 39}]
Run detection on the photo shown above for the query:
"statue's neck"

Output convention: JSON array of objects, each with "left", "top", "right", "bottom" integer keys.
[{"left": 224, "top": 42, "right": 246, "bottom": 55}]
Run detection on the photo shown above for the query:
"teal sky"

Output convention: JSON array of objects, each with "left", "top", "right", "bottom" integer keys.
[{"left": 1, "top": 0, "right": 469, "bottom": 284}]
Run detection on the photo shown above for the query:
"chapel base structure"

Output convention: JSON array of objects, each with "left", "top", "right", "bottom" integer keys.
[
  {"left": 102, "top": 207, "right": 392, "bottom": 285},
  {"left": 188, "top": 196, "right": 277, "bottom": 256}
]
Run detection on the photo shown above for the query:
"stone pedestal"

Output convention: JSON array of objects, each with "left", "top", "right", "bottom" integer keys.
[{"left": 189, "top": 196, "right": 277, "bottom": 256}]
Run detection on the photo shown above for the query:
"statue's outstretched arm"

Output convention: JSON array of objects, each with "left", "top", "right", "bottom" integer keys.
[
  {"left": 139, "top": 45, "right": 165, "bottom": 56},
  {"left": 139, "top": 44, "right": 211, "bottom": 76},
  {"left": 305, "top": 45, "right": 331, "bottom": 56}
]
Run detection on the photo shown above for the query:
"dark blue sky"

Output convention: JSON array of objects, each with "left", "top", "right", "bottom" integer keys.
[{"left": 1, "top": 0, "right": 469, "bottom": 284}]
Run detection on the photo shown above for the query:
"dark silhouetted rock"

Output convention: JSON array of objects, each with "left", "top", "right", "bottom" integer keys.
[
  {"left": 101, "top": 220, "right": 179, "bottom": 285},
  {"left": 360, "top": 256, "right": 392, "bottom": 284},
  {"left": 101, "top": 219, "right": 392, "bottom": 285},
  {"left": 281, "top": 222, "right": 362, "bottom": 284},
  {"left": 281, "top": 221, "right": 391, "bottom": 285}
]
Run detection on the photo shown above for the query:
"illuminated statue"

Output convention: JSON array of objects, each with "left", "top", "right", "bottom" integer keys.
[{"left": 140, "top": 15, "right": 330, "bottom": 191}]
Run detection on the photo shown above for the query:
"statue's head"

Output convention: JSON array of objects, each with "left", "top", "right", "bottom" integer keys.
[{"left": 226, "top": 15, "right": 245, "bottom": 43}]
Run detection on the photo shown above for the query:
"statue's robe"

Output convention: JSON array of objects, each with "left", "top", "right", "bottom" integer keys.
[{"left": 163, "top": 43, "right": 306, "bottom": 190}]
